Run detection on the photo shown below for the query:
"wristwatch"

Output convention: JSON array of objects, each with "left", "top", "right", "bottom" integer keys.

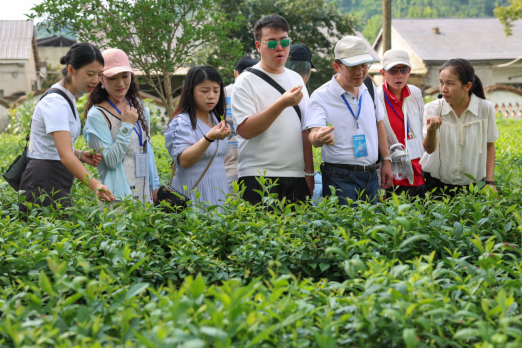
[
  {"left": 382, "top": 157, "right": 392, "bottom": 162},
  {"left": 121, "top": 127, "right": 130, "bottom": 135}
]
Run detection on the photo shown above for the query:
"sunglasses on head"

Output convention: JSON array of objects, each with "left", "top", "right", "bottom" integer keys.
[
  {"left": 387, "top": 66, "right": 410, "bottom": 75},
  {"left": 259, "top": 39, "right": 291, "bottom": 49}
]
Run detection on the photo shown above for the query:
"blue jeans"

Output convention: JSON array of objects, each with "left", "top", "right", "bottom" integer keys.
[{"left": 322, "top": 163, "right": 378, "bottom": 205}]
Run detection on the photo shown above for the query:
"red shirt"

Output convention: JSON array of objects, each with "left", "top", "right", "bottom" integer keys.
[{"left": 383, "top": 81, "right": 425, "bottom": 187}]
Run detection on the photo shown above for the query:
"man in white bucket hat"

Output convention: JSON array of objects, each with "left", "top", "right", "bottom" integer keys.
[
  {"left": 378, "top": 49, "right": 426, "bottom": 199},
  {"left": 305, "top": 36, "right": 393, "bottom": 206}
]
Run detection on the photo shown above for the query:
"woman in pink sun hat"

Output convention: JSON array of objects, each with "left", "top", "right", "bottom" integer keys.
[{"left": 84, "top": 48, "right": 160, "bottom": 207}]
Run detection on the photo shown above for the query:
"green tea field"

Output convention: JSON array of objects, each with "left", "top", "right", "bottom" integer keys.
[{"left": 0, "top": 120, "right": 521, "bottom": 347}]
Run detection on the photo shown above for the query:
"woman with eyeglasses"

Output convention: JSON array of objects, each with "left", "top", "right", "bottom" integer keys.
[{"left": 377, "top": 49, "right": 427, "bottom": 199}]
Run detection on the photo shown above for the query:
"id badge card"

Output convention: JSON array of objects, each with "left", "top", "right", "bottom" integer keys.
[
  {"left": 135, "top": 153, "right": 149, "bottom": 178},
  {"left": 406, "top": 137, "right": 423, "bottom": 160},
  {"left": 353, "top": 134, "right": 368, "bottom": 158}
]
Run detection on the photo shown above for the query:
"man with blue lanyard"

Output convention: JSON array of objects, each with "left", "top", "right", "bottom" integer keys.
[
  {"left": 377, "top": 49, "right": 426, "bottom": 198},
  {"left": 306, "top": 35, "right": 393, "bottom": 205}
]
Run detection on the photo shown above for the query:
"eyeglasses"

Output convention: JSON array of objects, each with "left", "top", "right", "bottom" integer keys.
[
  {"left": 259, "top": 39, "right": 291, "bottom": 49},
  {"left": 339, "top": 63, "right": 371, "bottom": 73},
  {"left": 386, "top": 67, "right": 411, "bottom": 75}
]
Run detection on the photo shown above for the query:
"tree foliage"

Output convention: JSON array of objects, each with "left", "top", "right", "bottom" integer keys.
[
  {"left": 218, "top": 0, "right": 359, "bottom": 92},
  {"left": 29, "top": 0, "right": 242, "bottom": 117},
  {"left": 495, "top": 0, "right": 522, "bottom": 36}
]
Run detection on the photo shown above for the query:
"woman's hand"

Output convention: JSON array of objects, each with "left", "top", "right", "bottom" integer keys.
[
  {"left": 426, "top": 116, "right": 442, "bottom": 132},
  {"left": 206, "top": 120, "right": 230, "bottom": 141},
  {"left": 81, "top": 151, "right": 102, "bottom": 167},
  {"left": 121, "top": 105, "right": 139, "bottom": 124},
  {"left": 92, "top": 181, "right": 115, "bottom": 202}
]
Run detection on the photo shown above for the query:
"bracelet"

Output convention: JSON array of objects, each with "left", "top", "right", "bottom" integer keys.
[
  {"left": 382, "top": 157, "right": 391, "bottom": 162},
  {"left": 485, "top": 181, "right": 495, "bottom": 185},
  {"left": 77, "top": 150, "right": 83, "bottom": 162},
  {"left": 204, "top": 135, "right": 214, "bottom": 143},
  {"left": 304, "top": 172, "right": 315, "bottom": 177}
]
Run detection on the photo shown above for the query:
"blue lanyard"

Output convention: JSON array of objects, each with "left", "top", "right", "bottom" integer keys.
[
  {"left": 106, "top": 99, "right": 143, "bottom": 147},
  {"left": 383, "top": 92, "right": 412, "bottom": 138},
  {"left": 341, "top": 94, "right": 362, "bottom": 129}
]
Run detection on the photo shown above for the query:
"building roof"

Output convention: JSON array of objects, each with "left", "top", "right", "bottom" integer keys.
[
  {"left": 37, "top": 35, "right": 77, "bottom": 47},
  {"left": 0, "top": 20, "right": 36, "bottom": 60},
  {"left": 374, "top": 18, "right": 522, "bottom": 62}
]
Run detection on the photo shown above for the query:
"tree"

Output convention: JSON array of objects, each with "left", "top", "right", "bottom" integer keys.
[
  {"left": 218, "top": 0, "right": 359, "bottom": 92},
  {"left": 495, "top": 0, "right": 522, "bottom": 36},
  {"left": 29, "top": 0, "right": 242, "bottom": 116}
]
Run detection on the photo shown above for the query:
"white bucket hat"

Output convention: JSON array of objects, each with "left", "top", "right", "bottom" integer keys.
[{"left": 334, "top": 36, "right": 377, "bottom": 66}]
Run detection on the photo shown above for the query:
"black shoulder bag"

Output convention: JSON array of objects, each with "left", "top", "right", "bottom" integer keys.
[
  {"left": 2, "top": 88, "right": 76, "bottom": 191},
  {"left": 155, "top": 140, "right": 219, "bottom": 212},
  {"left": 244, "top": 67, "right": 302, "bottom": 122}
]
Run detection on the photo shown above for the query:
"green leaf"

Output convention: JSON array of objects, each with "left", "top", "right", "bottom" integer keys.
[
  {"left": 403, "top": 328, "right": 417, "bottom": 348},
  {"left": 319, "top": 263, "right": 330, "bottom": 272},
  {"left": 38, "top": 271, "right": 53, "bottom": 296},
  {"left": 399, "top": 234, "right": 427, "bottom": 249},
  {"left": 125, "top": 283, "right": 149, "bottom": 300}
]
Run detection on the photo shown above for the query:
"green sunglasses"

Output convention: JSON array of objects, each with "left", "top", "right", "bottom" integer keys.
[{"left": 259, "top": 39, "right": 291, "bottom": 49}]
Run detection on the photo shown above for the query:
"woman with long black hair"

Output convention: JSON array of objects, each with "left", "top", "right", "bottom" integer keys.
[
  {"left": 19, "top": 43, "right": 115, "bottom": 213},
  {"left": 165, "top": 65, "right": 231, "bottom": 207},
  {"left": 421, "top": 58, "right": 499, "bottom": 196},
  {"left": 83, "top": 49, "right": 160, "bottom": 205}
]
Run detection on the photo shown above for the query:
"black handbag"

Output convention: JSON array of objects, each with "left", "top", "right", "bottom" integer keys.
[
  {"left": 2, "top": 88, "right": 76, "bottom": 191},
  {"left": 155, "top": 140, "right": 219, "bottom": 212}
]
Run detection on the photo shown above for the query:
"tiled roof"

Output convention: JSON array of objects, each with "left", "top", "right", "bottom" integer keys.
[
  {"left": 385, "top": 18, "right": 522, "bottom": 61},
  {"left": 0, "top": 20, "right": 35, "bottom": 60}
]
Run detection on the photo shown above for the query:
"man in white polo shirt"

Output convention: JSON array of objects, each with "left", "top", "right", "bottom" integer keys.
[
  {"left": 306, "top": 36, "right": 393, "bottom": 205},
  {"left": 232, "top": 14, "right": 314, "bottom": 204}
]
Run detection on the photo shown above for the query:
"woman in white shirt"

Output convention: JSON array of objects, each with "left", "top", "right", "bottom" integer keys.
[
  {"left": 421, "top": 58, "right": 499, "bottom": 197},
  {"left": 19, "top": 43, "right": 115, "bottom": 214}
]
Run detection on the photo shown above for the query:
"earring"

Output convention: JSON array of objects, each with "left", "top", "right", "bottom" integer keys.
[{"left": 101, "top": 85, "right": 105, "bottom": 89}]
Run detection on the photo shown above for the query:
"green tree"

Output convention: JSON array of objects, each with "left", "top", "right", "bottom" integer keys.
[
  {"left": 218, "top": 0, "right": 359, "bottom": 93},
  {"left": 29, "top": 0, "right": 242, "bottom": 116},
  {"left": 495, "top": 0, "right": 522, "bottom": 36},
  {"left": 362, "top": 15, "right": 382, "bottom": 45}
]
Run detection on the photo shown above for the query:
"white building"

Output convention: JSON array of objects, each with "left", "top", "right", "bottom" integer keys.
[
  {"left": 371, "top": 18, "right": 522, "bottom": 91},
  {"left": 0, "top": 20, "right": 45, "bottom": 98}
]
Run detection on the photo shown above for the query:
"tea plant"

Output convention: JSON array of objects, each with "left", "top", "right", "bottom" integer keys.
[{"left": 0, "top": 120, "right": 520, "bottom": 347}]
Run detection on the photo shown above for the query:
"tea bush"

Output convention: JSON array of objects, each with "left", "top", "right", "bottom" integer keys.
[{"left": 0, "top": 120, "right": 521, "bottom": 347}]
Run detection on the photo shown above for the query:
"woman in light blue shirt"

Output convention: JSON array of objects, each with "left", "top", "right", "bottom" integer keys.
[
  {"left": 165, "top": 65, "right": 230, "bottom": 208},
  {"left": 83, "top": 49, "right": 159, "bottom": 205}
]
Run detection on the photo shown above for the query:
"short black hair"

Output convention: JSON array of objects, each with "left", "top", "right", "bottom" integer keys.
[
  {"left": 235, "top": 57, "right": 259, "bottom": 75},
  {"left": 253, "top": 14, "right": 289, "bottom": 42},
  {"left": 60, "top": 42, "right": 104, "bottom": 76}
]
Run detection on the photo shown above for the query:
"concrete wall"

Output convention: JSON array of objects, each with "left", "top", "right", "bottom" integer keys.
[
  {"left": 0, "top": 104, "right": 9, "bottom": 133},
  {"left": 487, "top": 90, "right": 522, "bottom": 107},
  {"left": 38, "top": 46, "right": 70, "bottom": 69}
]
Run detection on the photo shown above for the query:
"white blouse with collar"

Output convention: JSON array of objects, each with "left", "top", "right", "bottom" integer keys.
[{"left": 420, "top": 94, "right": 499, "bottom": 185}]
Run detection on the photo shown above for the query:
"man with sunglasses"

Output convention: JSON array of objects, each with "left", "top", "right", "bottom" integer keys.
[
  {"left": 232, "top": 14, "right": 314, "bottom": 205},
  {"left": 378, "top": 49, "right": 426, "bottom": 198},
  {"left": 306, "top": 36, "right": 393, "bottom": 206}
]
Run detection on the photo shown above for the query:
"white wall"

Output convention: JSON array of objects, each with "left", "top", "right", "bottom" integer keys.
[
  {"left": 487, "top": 90, "right": 522, "bottom": 107},
  {"left": 0, "top": 104, "right": 9, "bottom": 133}
]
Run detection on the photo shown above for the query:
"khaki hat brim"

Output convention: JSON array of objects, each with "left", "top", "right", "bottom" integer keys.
[
  {"left": 339, "top": 54, "right": 377, "bottom": 66},
  {"left": 384, "top": 61, "right": 412, "bottom": 70}
]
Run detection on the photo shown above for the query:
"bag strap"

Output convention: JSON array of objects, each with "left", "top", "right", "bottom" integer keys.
[
  {"left": 40, "top": 88, "right": 77, "bottom": 120},
  {"left": 187, "top": 140, "right": 220, "bottom": 193},
  {"left": 364, "top": 76, "right": 375, "bottom": 106},
  {"left": 245, "top": 67, "right": 301, "bottom": 122},
  {"left": 167, "top": 140, "right": 220, "bottom": 193}
]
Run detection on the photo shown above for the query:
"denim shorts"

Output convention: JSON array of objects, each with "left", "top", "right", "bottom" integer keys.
[{"left": 322, "top": 163, "right": 379, "bottom": 206}]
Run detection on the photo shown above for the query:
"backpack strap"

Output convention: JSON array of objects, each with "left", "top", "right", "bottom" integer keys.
[
  {"left": 39, "top": 88, "right": 77, "bottom": 120},
  {"left": 364, "top": 76, "right": 375, "bottom": 106},
  {"left": 245, "top": 68, "right": 302, "bottom": 122}
]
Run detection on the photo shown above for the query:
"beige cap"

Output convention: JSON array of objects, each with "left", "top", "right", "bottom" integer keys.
[
  {"left": 382, "top": 49, "right": 411, "bottom": 70},
  {"left": 334, "top": 36, "right": 377, "bottom": 66}
]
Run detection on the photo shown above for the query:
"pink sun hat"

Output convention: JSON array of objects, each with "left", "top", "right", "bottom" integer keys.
[{"left": 102, "top": 48, "right": 133, "bottom": 77}]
